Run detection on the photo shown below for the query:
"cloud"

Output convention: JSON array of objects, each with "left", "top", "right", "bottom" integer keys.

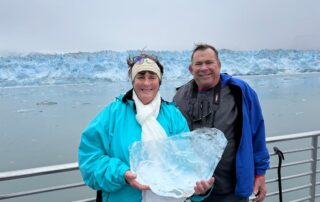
[{"left": 0, "top": 0, "right": 319, "bottom": 53}]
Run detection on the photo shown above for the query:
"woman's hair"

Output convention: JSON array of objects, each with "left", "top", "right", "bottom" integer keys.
[{"left": 127, "top": 54, "right": 164, "bottom": 80}]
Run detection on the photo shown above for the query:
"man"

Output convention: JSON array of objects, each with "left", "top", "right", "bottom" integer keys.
[{"left": 173, "top": 44, "right": 269, "bottom": 202}]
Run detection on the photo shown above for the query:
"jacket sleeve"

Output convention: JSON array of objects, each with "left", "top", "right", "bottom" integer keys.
[
  {"left": 249, "top": 88, "right": 270, "bottom": 175},
  {"left": 78, "top": 106, "right": 129, "bottom": 192}
]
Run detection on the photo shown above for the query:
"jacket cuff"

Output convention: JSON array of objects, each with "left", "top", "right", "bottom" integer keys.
[
  {"left": 190, "top": 186, "right": 213, "bottom": 201},
  {"left": 118, "top": 164, "right": 130, "bottom": 185},
  {"left": 255, "top": 174, "right": 265, "bottom": 179},
  {"left": 255, "top": 169, "right": 267, "bottom": 176}
]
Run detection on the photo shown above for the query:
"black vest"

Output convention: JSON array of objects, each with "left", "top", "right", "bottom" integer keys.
[{"left": 173, "top": 80, "right": 243, "bottom": 195}]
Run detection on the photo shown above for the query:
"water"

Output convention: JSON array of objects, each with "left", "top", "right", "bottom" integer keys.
[{"left": 1, "top": 76, "right": 319, "bottom": 161}]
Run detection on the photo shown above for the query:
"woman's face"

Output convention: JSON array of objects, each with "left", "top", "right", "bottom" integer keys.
[{"left": 133, "top": 71, "right": 160, "bottom": 104}]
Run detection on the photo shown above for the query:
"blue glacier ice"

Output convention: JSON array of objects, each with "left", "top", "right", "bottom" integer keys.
[
  {"left": 129, "top": 128, "right": 227, "bottom": 198},
  {"left": 0, "top": 49, "right": 320, "bottom": 87}
]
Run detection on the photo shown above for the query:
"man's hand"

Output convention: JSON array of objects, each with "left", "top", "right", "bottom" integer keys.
[
  {"left": 194, "top": 177, "right": 215, "bottom": 195},
  {"left": 253, "top": 175, "right": 267, "bottom": 202},
  {"left": 124, "top": 171, "right": 150, "bottom": 190}
]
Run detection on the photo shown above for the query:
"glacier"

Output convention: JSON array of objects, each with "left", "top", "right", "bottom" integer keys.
[{"left": 0, "top": 49, "right": 320, "bottom": 87}]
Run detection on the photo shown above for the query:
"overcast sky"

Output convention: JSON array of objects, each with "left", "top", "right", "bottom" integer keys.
[{"left": 1, "top": 0, "right": 320, "bottom": 53}]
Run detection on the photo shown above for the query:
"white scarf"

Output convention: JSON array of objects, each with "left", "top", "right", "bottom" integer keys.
[
  {"left": 132, "top": 90, "right": 184, "bottom": 202},
  {"left": 133, "top": 90, "right": 166, "bottom": 142}
]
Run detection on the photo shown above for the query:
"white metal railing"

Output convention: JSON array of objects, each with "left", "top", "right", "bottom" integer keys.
[
  {"left": 1, "top": 130, "right": 320, "bottom": 201},
  {"left": 264, "top": 130, "right": 320, "bottom": 202}
]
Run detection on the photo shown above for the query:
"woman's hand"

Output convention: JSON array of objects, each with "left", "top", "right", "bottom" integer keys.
[
  {"left": 124, "top": 171, "right": 150, "bottom": 190},
  {"left": 194, "top": 177, "right": 215, "bottom": 195}
]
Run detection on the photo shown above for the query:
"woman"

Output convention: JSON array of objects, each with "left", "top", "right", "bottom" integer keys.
[{"left": 78, "top": 54, "right": 214, "bottom": 202}]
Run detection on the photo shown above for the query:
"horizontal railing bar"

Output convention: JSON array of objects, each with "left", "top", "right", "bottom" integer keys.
[
  {"left": 0, "top": 182, "right": 85, "bottom": 200},
  {"left": 282, "top": 184, "right": 312, "bottom": 194},
  {"left": 269, "top": 147, "right": 313, "bottom": 157},
  {"left": 256, "top": 186, "right": 313, "bottom": 200},
  {"left": 0, "top": 162, "right": 78, "bottom": 181},
  {"left": 265, "top": 190, "right": 279, "bottom": 197},
  {"left": 269, "top": 159, "right": 313, "bottom": 169},
  {"left": 249, "top": 190, "right": 281, "bottom": 200},
  {"left": 289, "top": 196, "right": 311, "bottom": 202},
  {"left": 280, "top": 147, "right": 313, "bottom": 154},
  {"left": 281, "top": 172, "right": 312, "bottom": 180},
  {"left": 72, "top": 198, "right": 95, "bottom": 202},
  {"left": 267, "top": 130, "right": 320, "bottom": 143},
  {"left": 266, "top": 178, "right": 277, "bottom": 184},
  {"left": 266, "top": 178, "right": 278, "bottom": 184},
  {"left": 266, "top": 171, "right": 312, "bottom": 183}
]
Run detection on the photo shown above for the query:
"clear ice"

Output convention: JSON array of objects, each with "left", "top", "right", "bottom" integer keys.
[{"left": 129, "top": 127, "right": 227, "bottom": 198}]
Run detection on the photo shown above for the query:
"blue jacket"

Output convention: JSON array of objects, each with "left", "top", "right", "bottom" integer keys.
[
  {"left": 221, "top": 74, "right": 270, "bottom": 197},
  {"left": 174, "top": 73, "right": 270, "bottom": 197},
  {"left": 78, "top": 90, "right": 190, "bottom": 202}
]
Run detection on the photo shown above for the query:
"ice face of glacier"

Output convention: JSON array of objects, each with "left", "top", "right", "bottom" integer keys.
[
  {"left": 1, "top": 50, "right": 319, "bottom": 87},
  {"left": 129, "top": 127, "right": 227, "bottom": 198}
]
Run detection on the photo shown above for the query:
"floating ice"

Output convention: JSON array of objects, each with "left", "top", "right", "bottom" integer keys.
[
  {"left": 129, "top": 127, "right": 227, "bottom": 198},
  {"left": 16, "top": 108, "right": 36, "bottom": 113},
  {"left": 36, "top": 100, "right": 58, "bottom": 105}
]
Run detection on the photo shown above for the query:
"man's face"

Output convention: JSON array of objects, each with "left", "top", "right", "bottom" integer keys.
[{"left": 189, "top": 48, "right": 221, "bottom": 89}]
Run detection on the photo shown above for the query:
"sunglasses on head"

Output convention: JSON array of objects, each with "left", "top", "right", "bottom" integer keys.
[{"left": 133, "top": 54, "right": 158, "bottom": 65}]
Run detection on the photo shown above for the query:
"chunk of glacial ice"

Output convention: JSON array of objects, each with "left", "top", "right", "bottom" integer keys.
[{"left": 129, "top": 127, "right": 227, "bottom": 198}]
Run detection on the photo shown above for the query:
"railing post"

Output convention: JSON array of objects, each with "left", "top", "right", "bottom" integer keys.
[{"left": 310, "top": 136, "right": 318, "bottom": 202}]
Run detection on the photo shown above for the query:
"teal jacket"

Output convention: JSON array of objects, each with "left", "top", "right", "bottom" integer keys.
[{"left": 78, "top": 90, "right": 190, "bottom": 202}]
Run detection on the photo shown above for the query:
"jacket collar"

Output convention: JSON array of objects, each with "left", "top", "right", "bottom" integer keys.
[{"left": 122, "top": 88, "right": 134, "bottom": 103}]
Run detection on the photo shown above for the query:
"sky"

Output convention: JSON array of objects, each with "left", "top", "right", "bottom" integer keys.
[{"left": 0, "top": 0, "right": 320, "bottom": 53}]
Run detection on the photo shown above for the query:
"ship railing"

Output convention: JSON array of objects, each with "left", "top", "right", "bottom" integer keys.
[{"left": 1, "top": 130, "right": 320, "bottom": 202}]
